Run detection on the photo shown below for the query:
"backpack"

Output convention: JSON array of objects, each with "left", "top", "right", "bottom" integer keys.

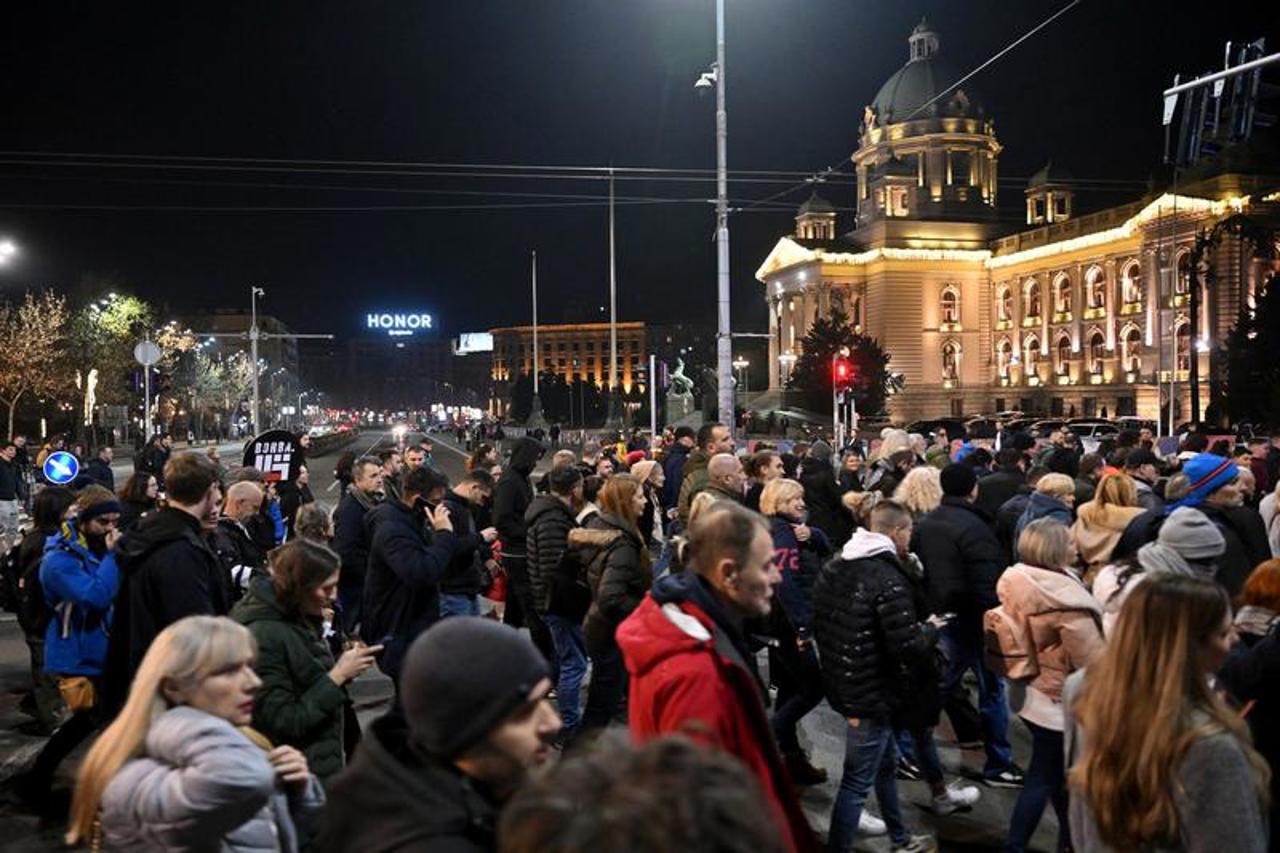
[{"left": 983, "top": 603, "right": 1039, "bottom": 680}]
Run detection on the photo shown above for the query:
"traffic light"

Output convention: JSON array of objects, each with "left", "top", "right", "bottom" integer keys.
[{"left": 833, "top": 356, "right": 854, "bottom": 393}]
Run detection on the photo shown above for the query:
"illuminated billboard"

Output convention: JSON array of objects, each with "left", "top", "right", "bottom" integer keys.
[
  {"left": 454, "top": 332, "right": 494, "bottom": 354},
  {"left": 366, "top": 312, "right": 434, "bottom": 337}
]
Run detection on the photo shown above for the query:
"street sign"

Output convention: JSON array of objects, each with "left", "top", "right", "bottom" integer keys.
[
  {"left": 43, "top": 451, "right": 79, "bottom": 485},
  {"left": 243, "top": 429, "right": 304, "bottom": 483},
  {"left": 134, "top": 340, "right": 162, "bottom": 367}
]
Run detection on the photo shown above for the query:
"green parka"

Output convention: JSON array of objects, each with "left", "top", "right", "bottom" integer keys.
[{"left": 231, "top": 575, "right": 346, "bottom": 781}]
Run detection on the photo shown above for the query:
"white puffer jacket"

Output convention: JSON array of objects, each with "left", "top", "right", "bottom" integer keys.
[{"left": 100, "top": 706, "right": 325, "bottom": 852}]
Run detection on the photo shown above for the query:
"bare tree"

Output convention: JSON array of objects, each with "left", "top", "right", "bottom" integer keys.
[{"left": 0, "top": 291, "right": 69, "bottom": 439}]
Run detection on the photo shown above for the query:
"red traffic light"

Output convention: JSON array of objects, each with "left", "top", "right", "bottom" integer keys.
[{"left": 833, "top": 356, "right": 854, "bottom": 391}]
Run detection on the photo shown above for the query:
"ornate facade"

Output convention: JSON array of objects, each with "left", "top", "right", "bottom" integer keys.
[{"left": 757, "top": 20, "right": 1279, "bottom": 422}]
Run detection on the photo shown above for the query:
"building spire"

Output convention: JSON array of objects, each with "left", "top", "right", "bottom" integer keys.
[{"left": 908, "top": 18, "right": 939, "bottom": 61}]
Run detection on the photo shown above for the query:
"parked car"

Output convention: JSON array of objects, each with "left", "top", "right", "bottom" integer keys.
[
  {"left": 1071, "top": 422, "right": 1119, "bottom": 453},
  {"left": 905, "top": 418, "right": 968, "bottom": 441},
  {"left": 964, "top": 417, "right": 999, "bottom": 439}
]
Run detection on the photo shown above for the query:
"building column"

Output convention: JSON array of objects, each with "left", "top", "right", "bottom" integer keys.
[
  {"left": 1073, "top": 263, "right": 1084, "bottom": 352},
  {"left": 818, "top": 282, "right": 830, "bottom": 319},
  {"left": 1105, "top": 259, "right": 1118, "bottom": 350},
  {"left": 768, "top": 297, "right": 780, "bottom": 390},
  {"left": 781, "top": 294, "right": 795, "bottom": 354},
  {"left": 1145, "top": 248, "right": 1159, "bottom": 347}
]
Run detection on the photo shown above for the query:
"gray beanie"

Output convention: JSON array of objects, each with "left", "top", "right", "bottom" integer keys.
[
  {"left": 1158, "top": 507, "right": 1227, "bottom": 561},
  {"left": 400, "top": 617, "right": 550, "bottom": 759},
  {"left": 809, "top": 440, "right": 833, "bottom": 463}
]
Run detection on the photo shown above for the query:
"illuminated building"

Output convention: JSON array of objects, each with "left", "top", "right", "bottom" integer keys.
[
  {"left": 757, "top": 20, "right": 1279, "bottom": 422},
  {"left": 489, "top": 321, "right": 647, "bottom": 417}
]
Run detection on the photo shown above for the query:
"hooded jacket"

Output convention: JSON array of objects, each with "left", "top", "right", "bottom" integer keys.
[
  {"left": 675, "top": 448, "right": 712, "bottom": 526},
  {"left": 318, "top": 712, "right": 499, "bottom": 853},
  {"left": 616, "top": 572, "right": 817, "bottom": 853},
  {"left": 39, "top": 520, "right": 117, "bottom": 677},
  {"left": 100, "top": 706, "right": 325, "bottom": 853},
  {"left": 812, "top": 529, "right": 933, "bottom": 720},
  {"left": 439, "top": 491, "right": 489, "bottom": 597},
  {"left": 1197, "top": 502, "right": 1271, "bottom": 598},
  {"left": 579, "top": 513, "right": 648, "bottom": 652},
  {"left": 797, "top": 457, "right": 851, "bottom": 548},
  {"left": 361, "top": 500, "right": 457, "bottom": 680},
  {"left": 103, "top": 507, "right": 229, "bottom": 712},
  {"left": 767, "top": 515, "right": 830, "bottom": 635},
  {"left": 492, "top": 437, "right": 542, "bottom": 558},
  {"left": 1071, "top": 500, "right": 1145, "bottom": 579},
  {"left": 524, "top": 493, "right": 577, "bottom": 614},
  {"left": 231, "top": 575, "right": 346, "bottom": 781},
  {"left": 1015, "top": 491, "right": 1073, "bottom": 546},
  {"left": 912, "top": 496, "right": 1004, "bottom": 631},
  {"left": 995, "top": 563, "right": 1103, "bottom": 731}
]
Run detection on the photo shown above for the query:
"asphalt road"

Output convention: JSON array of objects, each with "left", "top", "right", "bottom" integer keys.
[{"left": 0, "top": 429, "right": 1057, "bottom": 851}]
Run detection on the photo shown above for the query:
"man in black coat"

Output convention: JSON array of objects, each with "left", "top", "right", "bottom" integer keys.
[
  {"left": 493, "top": 437, "right": 555, "bottom": 668},
  {"left": 102, "top": 452, "right": 226, "bottom": 713},
  {"left": 439, "top": 470, "right": 498, "bottom": 618},
  {"left": 83, "top": 446, "right": 116, "bottom": 491},
  {"left": 660, "top": 426, "right": 696, "bottom": 511},
  {"left": 813, "top": 501, "right": 937, "bottom": 851},
  {"left": 975, "top": 448, "right": 1025, "bottom": 519},
  {"left": 332, "top": 455, "right": 383, "bottom": 633},
  {"left": 362, "top": 466, "right": 456, "bottom": 685},
  {"left": 208, "top": 480, "right": 266, "bottom": 601},
  {"left": 912, "top": 464, "right": 1022, "bottom": 788},
  {"left": 1181, "top": 452, "right": 1271, "bottom": 597},
  {"left": 799, "top": 440, "right": 850, "bottom": 548}
]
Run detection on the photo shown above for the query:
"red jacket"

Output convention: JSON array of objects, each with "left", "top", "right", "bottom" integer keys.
[{"left": 617, "top": 591, "right": 818, "bottom": 853}]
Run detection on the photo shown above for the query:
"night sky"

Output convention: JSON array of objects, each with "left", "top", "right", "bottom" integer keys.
[{"left": 1, "top": 1, "right": 1275, "bottom": 341}]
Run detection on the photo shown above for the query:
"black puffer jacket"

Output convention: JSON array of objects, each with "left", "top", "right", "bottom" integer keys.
[
  {"left": 580, "top": 513, "right": 649, "bottom": 652},
  {"left": 813, "top": 530, "right": 932, "bottom": 719},
  {"left": 799, "top": 457, "right": 851, "bottom": 548},
  {"left": 911, "top": 496, "right": 1004, "bottom": 631},
  {"left": 492, "top": 438, "right": 543, "bottom": 558},
  {"left": 524, "top": 494, "right": 577, "bottom": 614},
  {"left": 1198, "top": 503, "right": 1271, "bottom": 598},
  {"left": 439, "top": 491, "right": 488, "bottom": 597}
]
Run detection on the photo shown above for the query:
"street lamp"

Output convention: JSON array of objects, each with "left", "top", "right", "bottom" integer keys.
[
  {"left": 732, "top": 356, "right": 750, "bottom": 400},
  {"left": 0, "top": 239, "right": 17, "bottom": 265},
  {"left": 695, "top": 0, "right": 733, "bottom": 428}
]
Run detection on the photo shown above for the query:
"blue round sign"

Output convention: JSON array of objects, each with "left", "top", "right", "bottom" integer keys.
[{"left": 43, "top": 451, "right": 79, "bottom": 485}]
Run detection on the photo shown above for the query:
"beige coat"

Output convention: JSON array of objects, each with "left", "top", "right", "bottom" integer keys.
[{"left": 1071, "top": 501, "right": 1145, "bottom": 583}]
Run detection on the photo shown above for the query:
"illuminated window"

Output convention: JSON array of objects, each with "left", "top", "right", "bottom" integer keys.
[
  {"left": 1088, "top": 331, "right": 1105, "bottom": 374},
  {"left": 1175, "top": 251, "right": 1191, "bottom": 295},
  {"left": 996, "top": 338, "right": 1013, "bottom": 378},
  {"left": 1053, "top": 274, "right": 1072, "bottom": 315},
  {"left": 1122, "top": 261, "right": 1142, "bottom": 304},
  {"left": 1023, "top": 279, "right": 1042, "bottom": 318},
  {"left": 1175, "top": 321, "right": 1191, "bottom": 373},
  {"left": 941, "top": 340, "right": 960, "bottom": 380},
  {"left": 996, "top": 286, "right": 1012, "bottom": 322},
  {"left": 940, "top": 287, "right": 960, "bottom": 324},
  {"left": 1085, "top": 266, "right": 1106, "bottom": 309},
  {"left": 1122, "top": 326, "right": 1142, "bottom": 372},
  {"left": 1055, "top": 335, "right": 1072, "bottom": 375},
  {"left": 888, "top": 186, "right": 910, "bottom": 217},
  {"left": 1024, "top": 336, "right": 1041, "bottom": 371}
]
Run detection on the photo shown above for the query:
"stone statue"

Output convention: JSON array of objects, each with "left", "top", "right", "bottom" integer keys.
[{"left": 669, "top": 358, "right": 694, "bottom": 396}]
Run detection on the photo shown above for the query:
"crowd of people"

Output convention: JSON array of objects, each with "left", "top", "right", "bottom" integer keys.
[{"left": 1, "top": 418, "right": 1279, "bottom": 852}]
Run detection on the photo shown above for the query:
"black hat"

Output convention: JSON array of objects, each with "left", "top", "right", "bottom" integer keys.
[
  {"left": 400, "top": 618, "right": 550, "bottom": 759},
  {"left": 940, "top": 463, "right": 978, "bottom": 498},
  {"left": 674, "top": 426, "right": 696, "bottom": 441},
  {"left": 1124, "top": 448, "right": 1159, "bottom": 469}
]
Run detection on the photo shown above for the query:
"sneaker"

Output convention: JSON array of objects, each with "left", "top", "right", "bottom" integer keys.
[
  {"left": 890, "top": 834, "right": 936, "bottom": 852},
  {"left": 955, "top": 739, "right": 984, "bottom": 750},
  {"left": 784, "top": 752, "right": 829, "bottom": 786},
  {"left": 931, "top": 782, "right": 981, "bottom": 815},
  {"left": 895, "top": 756, "right": 923, "bottom": 781},
  {"left": 982, "top": 766, "right": 1026, "bottom": 788},
  {"left": 858, "top": 811, "right": 887, "bottom": 836}
]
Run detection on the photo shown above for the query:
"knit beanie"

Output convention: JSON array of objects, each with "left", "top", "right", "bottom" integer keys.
[
  {"left": 939, "top": 463, "right": 977, "bottom": 498},
  {"left": 75, "top": 484, "right": 121, "bottom": 523},
  {"left": 1157, "top": 506, "right": 1226, "bottom": 561},
  {"left": 1170, "top": 453, "right": 1238, "bottom": 510},
  {"left": 809, "top": 440, "right": 833, "bottom": 463},
  {"left": 400, "top": 618, "right": 550, "bottom": 760},
  {"left": 625, "top": 450, "right": 648, "bottom": 469}
]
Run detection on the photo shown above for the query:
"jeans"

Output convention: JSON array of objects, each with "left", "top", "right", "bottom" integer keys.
[
  {"left": 770, "top": 644, "right": 825, "bottom": 754},
  {"left": 579, "top": 641, "right": 628, "bottom": 735},
  {"left": 504, "top": 558, "right": 558, "bottom": 682},
  {"left": 939, "top": 623, "right": 1014, "bottom": 775},
  {"left": 902, "top": 728, "right": 945, "bottom": 786},
  {"left": 828, "top": 716, "right": 911, "bottom": 852},
  {"left": 1007, "top": 721, "right": 1068, "bottom": 853},
  {"left": 439, "top": 593, "right": 480, "bottom": 618},
  {"left": 543, "top": 613, "right": 588, "bottom": 731}
]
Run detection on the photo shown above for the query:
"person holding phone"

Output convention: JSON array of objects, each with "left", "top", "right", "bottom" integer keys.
[
  {"left": 361, "top": 466, "right": 456, "bottom": 686},
  {"left": 232, "top": 539, "right": 381, "bottom": 782}
]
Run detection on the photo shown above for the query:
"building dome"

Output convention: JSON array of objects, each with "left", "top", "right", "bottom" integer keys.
[
  {"left": 869, "top": 20, "right": 984, "bottom": 124},
  {"left": 796, "top": 192, "right": 836, "bottom": 216}
]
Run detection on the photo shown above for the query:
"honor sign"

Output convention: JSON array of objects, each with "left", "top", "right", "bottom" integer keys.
[{"left": 367, "top": 312, "right": 434, "bottom": 337}]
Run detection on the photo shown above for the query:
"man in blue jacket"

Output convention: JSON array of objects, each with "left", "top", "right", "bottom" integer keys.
[
  {"left": 362, "top": 465, "right": 457, "bottom": 685},
  {"left": 660, "top": 426, "right": 696, "bottom": 512}
]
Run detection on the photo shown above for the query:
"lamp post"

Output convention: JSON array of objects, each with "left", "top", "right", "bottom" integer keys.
[
  {"left": 695, "top": 0, "right": 732, "bottom": 427},
  {"left": 732, "top": 356, "right": 749, "bottom": 399}
]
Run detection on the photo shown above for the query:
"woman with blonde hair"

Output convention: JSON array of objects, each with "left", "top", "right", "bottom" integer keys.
[
  {"left": 1067, "top": 575, "right": 1268, "bottom": 852},
  {"left": 1071, "top": 472, "right": 1145, "bottom": 583},
  {"left": 892, "top": 466, "right": 943, "bottom": 519},
  {"left": 995, "top": 518, "right": 1104, "bottom": 852},
  {"left": 69, "top": 615, "right": 324, "bottom": 851},
  {"left": 1014, "top": 472, "right": 1076, "bottom": 549}
]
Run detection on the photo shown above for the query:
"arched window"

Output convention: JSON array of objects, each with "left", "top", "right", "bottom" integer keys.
[
  {"left": 1122, "top": 261, "right": 1142, "bottom": 304},
  {"left": 941, "top": 340, "right": 961, "bottom": 380},
  {"left": 851, "top": 296, "right": 863, "bottom": 330},
  {"left": 940, "top": 287, "right": 960, "bottom": 325},
  {"left": 996, "top": 286, "right": 1012, "bottom": 322},
  {"left": 1087, "top": 330, "right": 1105, "bottom": 374},
  {"left": 1122, "top": 325, "right": 1142, "bottom": 373},
  {"left": 1024, "top": 279, "right": 1042, "bottom": 318},
  {"left": 1024, "top": 335, "right": 1041, "bottom": 371},
  {"left": 1175, "top": 320, "right": 1191, "bottom": 373},
  {"left": 1175, "top": 251, "right": 1191, "bottom": 295},
  {"left": 996, "top": 338, "right": 1013, "bottom": 378},
  {"left": 1053, "top": 274, "right": 1072, "bottom": 315},
  {"left": 1055, "top": 335, "right": 1073, "bottom": 375},
  {"left": 1085, "top": 266, "right": 1106, "bottom": 309}
]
